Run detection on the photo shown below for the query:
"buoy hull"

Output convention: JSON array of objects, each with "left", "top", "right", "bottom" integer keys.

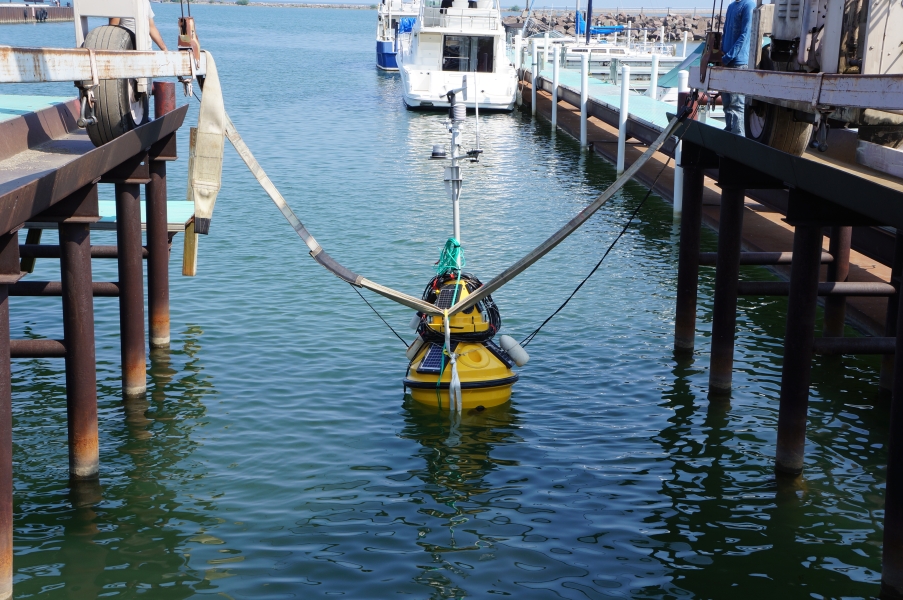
[{"left": 403, "top": 340, "right": 517, "bottom": 409}]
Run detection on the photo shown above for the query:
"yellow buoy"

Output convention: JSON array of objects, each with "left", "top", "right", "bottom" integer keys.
[{"left": 403, "top": 279, "right": 519, "bottom": 409}]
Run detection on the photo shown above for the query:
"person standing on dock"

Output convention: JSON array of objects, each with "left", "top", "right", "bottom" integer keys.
[
  {"left": 108, "top": 0, "right": 167, "bottom": 51},
  {"left": 720, "top": 0, "right": 754, "bottom": 136}
]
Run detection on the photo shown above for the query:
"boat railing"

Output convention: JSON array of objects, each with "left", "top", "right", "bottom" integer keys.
[
  {"left": 382, "top": 0, "right": 419, "bottom": 13},
  {"left": 420, "top": 6, "right": 500, "bottom": 30}
]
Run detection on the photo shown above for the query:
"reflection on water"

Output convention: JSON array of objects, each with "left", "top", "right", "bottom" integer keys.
[
  {"left": 12, "top": 326, "right": 215, "bottom": 597},
  {"left": 400, "top": 400, "right": 522, "bottom": 597}
]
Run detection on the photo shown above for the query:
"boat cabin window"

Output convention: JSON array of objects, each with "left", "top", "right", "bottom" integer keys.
[{"left": 442, "top": 35, "right": 494, "bottom": 72}]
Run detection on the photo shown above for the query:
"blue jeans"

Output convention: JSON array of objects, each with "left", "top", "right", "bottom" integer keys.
[{"left": 721, "top": 63, "right": 747, "bottom": 136}]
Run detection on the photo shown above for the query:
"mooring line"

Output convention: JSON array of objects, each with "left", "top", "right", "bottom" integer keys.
[{"left": 350, "top": 284, "right": 409, "bottom": 347}]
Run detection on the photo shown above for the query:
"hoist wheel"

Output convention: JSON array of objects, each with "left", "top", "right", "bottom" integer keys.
[
  {"left": 82, "top": 25, "right": 150, "bottom": 147},
  {"left": 744, "top": 45, "right": 813, "bottom": 157}
]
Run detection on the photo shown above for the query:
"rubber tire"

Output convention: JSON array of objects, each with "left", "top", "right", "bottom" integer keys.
[
  {"left": 744, "top": 45, "right": 813, "bottom": 156},
  {"left": 83, "top": 25, "right": 150, "bottom": 147}
]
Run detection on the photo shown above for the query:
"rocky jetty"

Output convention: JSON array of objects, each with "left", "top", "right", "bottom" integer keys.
[{"left": 503, "top": 12, "right": 713, "bottom": 41}]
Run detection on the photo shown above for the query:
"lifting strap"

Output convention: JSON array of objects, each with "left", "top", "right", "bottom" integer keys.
[
  {"left": 215, "top": 78, "right": 683, "bottom": 319},
  {"left": 188, "top": 50, "right": 225, "bottom": 235}
]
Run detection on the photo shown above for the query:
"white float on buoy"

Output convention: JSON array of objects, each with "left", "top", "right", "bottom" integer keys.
[
  {"left": 406, "top": 335, "right": 426, "bottom": 361},
  {"left": 498, "top": 334, "right": 530, "bottom": 367}
]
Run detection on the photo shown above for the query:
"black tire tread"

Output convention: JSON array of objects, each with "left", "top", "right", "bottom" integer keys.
[{"left": 83, "top": 25, "right": 148, "bottom": 146}]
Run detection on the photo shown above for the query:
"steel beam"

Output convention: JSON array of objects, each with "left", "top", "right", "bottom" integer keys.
[
  {"left": 0, "top": 46, "right": 207, "bottom": 83},
  {"left": 694, "top": 66, "right": 903, "bottom": 111},
  {"left": 699, "top": 251, "right": 833, "bottom": 266},
  {"left": 775, "top": 225, "right": 824, "bottom": 475},
  {"left": 708, "top": 184, "right": 746, "bottom": 397},
  {"left": 9, "top": 339, "right": 66, "bottom": 357},
  {"left": 9, "top": 281, "right": 120, "bottom": 296},
  {"left": 146, "top": 160, "right": 170, "bottom": 348},
  {"left": 59, "top": 220, "right": 98, "bottom": 480},
  {"left": 115, "top": 184, "right": 146, "bottom": 396},
  {"left": 736, "top": 281, "right": 896, "bottom": 296},
  {"left": 18, "top": 245, "right": 148, "bottom": 259},
  {"left": 813, "top": 337, "right": 895, "bottom": 355}
]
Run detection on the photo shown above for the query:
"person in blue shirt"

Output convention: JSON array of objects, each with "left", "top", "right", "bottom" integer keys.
[{"left": 720, "top": 0, "right": 755, "bottom": 135}]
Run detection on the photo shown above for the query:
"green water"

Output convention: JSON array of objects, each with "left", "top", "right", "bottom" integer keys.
[{"left": 0, "top": 7, "right": 891, "bottom": 598}]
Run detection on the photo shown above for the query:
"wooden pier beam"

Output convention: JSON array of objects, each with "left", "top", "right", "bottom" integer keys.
[
  {"left": 115, "top": 184, "right": 147, "bottom": 396},
  {"left": 0, "top": 231, "right": 19, "bottom": 600},
  {"left": 774, "top": 221, "right": 824, "bottom": 475},
  {"left": 823, "top": 226, "right": 852, "bottom": 337},
  {"left": 673, "top": 142, "right": 709, "bottom": 355},
  {"left": 146, "top": 160, "right": 170, "bottom": 348},
  {"left": 59, "top": 215, "right": 99, "bottom": 480}
]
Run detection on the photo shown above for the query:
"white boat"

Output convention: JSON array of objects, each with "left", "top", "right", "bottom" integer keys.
[
  {"left": 397, "top": 0, "right": 517, "bottom": 111},
  {"left": 376, "top": 0, "right": 420, "bottom": 71}
]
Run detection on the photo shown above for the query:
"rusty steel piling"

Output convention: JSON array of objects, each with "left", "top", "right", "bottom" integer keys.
[
  {"left": 884, "top": 282, "right": 903, "bottom": 597},
  {"left": 0, "top": 231, "right": 17, "bottom": 600},
  {"left": 147, "top": 161, "right": 170, "bottom": 348},
  {"left": 823, "top": 226, "right": 852, "bottom": 337},
  {"left": 707, "top": 184, "right": 746, "bottom": 398},
  {"left": 673, "top": 149, "right": 705, "bottom": 355},
  {"left": 774, "top": 224, "right": 825, "bottom": 475},
  {"left": 115, "top": 184, "right": 147, "bottom": 396},
  {"left": 59, "top": 197, "right": 99, "bottom": 479},
  {"left": 882, "top": 236, "right": 903, "bottom": 392}
]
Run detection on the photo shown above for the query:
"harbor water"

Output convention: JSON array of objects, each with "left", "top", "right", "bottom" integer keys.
[{"left": 1, "top": 7, "right": 891, "bottom": 598}]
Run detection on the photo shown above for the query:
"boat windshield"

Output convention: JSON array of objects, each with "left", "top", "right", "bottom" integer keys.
[{"left": 442, "top": 35, "right": 494, "bottom": 72}]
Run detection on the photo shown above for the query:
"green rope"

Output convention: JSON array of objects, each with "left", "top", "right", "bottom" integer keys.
[
  {"left": 434, "top": 238, "right": 465, "bottom": 408},
  {"left": 436, "top": 237, "right": 465, "bottom": 275}
]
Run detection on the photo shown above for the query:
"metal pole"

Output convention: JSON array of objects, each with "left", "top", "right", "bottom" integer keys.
[
  {"left": 674, "top": 157, "right": 705, "bottom": 354},
  {"left": 708, "top": 186, "right": 745, "bottom": 397},
  {"left": 0, "top": 283, "right": 9, "bottom": 600},
  {"left": 673, "top": 70, "right": 690, "bottom": 216},
  {"left": 682, "top": 30, "right": 688, "bottom": 57},
  {"left": 883, "top": 283, "right": 903, "bottom": 595},
  {"left": 59, "top": 221, "right": 98, "bottom": 479},
  {"left": 580, "top": 52, "right": 589, "bottom": 149},
  {"left": 823, "top": 226, "right": 851, "bottom": 338},
  {"left": 646, "top": 53, "right": 659, "bottom": 98},
  {"left": 617, "top": 64, "right": 630, "bottom": 174},
  {"left": 115, "top": 184, "right": 147, "bottom": 396},
  {"left": 146, "top": 160, "right": 170, "bottom": 348},
  {"left": 551, "top": 45, "right": 560, "bottom": 128},
  {"left": 775, "top": 224, "right": 824, "bottom": 475},
  {"left": 531, "top": 39, "right": 538, "bottom": 116},
  {"left": 542, "top": 31, "right": 549, "bottom": 70},
  {"left": 585, "top": 0, "right": 593, "bottom": 44}
]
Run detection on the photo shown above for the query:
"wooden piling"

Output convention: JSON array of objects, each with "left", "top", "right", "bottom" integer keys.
[
  {"left": 823, "top": 226, "right": 852, "bottom": 337},
  {"left": 707, "top": 185, "right": 746, "bottom": 397},
  {"left": 59, "top": 218, "right": 98, "bottom": 479},
  {"left": 115, "top": 184, "right": 147, "bottom": 396},
  {"left": 774, "top": 224, "right": 824, "bottom": 475}
]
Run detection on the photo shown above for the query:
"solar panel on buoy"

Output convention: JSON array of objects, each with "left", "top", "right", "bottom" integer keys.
[
  {"left": 435, "top": 286, "right": 461, "bottom": 309},
  {"left": 417, "top": 344, "right": 445, "bottom": 374}
]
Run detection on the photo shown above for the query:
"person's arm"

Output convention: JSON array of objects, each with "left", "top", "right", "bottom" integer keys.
[
  {"left": 722, "top": 3, "right": 752, "bottom": 64},
  {"left": 109, "top": 17, "right": 120, "bottom": 25},
  {"left": 149, "top": 17, "right": 167, "bottom": 50}
]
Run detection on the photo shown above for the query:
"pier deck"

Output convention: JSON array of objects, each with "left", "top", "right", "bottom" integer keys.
[{"left": 0, "top": 87, "right": 187, "bottom": 600}]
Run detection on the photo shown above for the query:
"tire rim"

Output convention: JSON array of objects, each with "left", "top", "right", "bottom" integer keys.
[
  {"left": 127, "top": 79, "right": 145, "bottom": 125},
  {"left": 748, "top": 101, "right": 766, "bottom": 139}
]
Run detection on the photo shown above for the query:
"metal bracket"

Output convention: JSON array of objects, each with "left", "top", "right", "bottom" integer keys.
[{"left": 74, "top": 48, "right": 99, "bottom": 128}]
